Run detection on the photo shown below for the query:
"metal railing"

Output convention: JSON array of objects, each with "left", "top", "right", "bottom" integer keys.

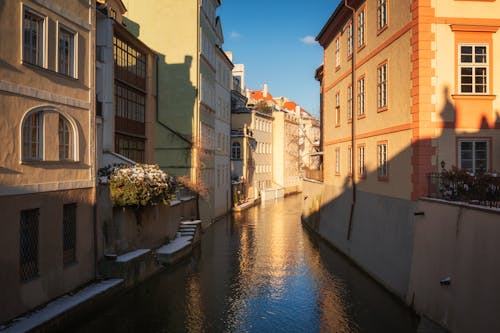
[{"left": 428, "top": 170, "right": 500, "bottom": 208}]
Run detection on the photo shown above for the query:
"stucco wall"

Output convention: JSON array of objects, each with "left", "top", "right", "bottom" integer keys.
[
  {"left": 97, "top": 186, "right": 197, "bottom": 256},
  {"left": 302, "top": 180, "right": 416, "bottom": 299},
  {"left": 0, "top": 189, "right": 95, "bottom": 323},
  {"left": 408, "top": 199, "right": 500, "bottom": 333}
]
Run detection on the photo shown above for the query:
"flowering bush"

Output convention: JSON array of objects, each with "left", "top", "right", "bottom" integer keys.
[{"left": 107, "top": 164, "right": 176, "bottom": 207}]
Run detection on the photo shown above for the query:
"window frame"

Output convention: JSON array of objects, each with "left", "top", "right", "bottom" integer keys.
[
  {"left": 335, "top": 36, "right": 341, "bottom": 69},
  {"left": 231, "top": 142, "right": 241, "bottom": 160},
  {"left": 22, "top": 111, "right": 44, "bottom": 161},
  {"left": 458, "top": 44, "right": 489, "bottom": 95},
  {"left": 357, "top": 75, "right": 366, "bottom": 118},
  {"left": 347, "top": 21, "right": 353, "bottom": 58},
  {"left": 457, "top": 138, "right": 490, "bottom": 174},
  {"left": 377, "top": 0, "right": 388, "bottom": 32},
  {"left": 377, "top": 141, "right": 388, "bottom": 180},
  {"left": 335, "top": 91, "right": 341, "bottom": 127},
  {"left": 347, "top": 146, "right": 353, "bottom": 176},
  {"left": 357, "top": 7, "right": 366, "bottom": 49},
  {"left": 347, "top": 84, "right": 353, "bottom": 122},
  {"left": 377, "top": 61, "right": 388, "bottom": 111},
  {"left": 335, "top": 147, "right": 340, "bottom": 175},
  {"left": 57, "top": 24, "right": 77, "bottom": 78},
  {"left": 358, "top": 144, "right": 366, "bottom": 179},
  {"left": 63, "top": 203, "right": 77, "bottom": 267},
  {"left": 20, "top": 208, "right": 39, "bottom": 282},
  {"left": 22, "top": 6, "right": 46, "bottom": 67}
]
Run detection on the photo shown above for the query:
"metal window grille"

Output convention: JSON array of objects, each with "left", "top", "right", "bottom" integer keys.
[
  {"left": 63, "top": 203, "right": 77, "bottom": 266},
  {"left": 20, "top": 209, "right": 39, "bottom": 282},
  {"left": 23, "top": 8, "right": 44, "bottom": 66}
]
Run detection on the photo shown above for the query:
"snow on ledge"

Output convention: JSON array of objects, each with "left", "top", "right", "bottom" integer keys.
[
  {"left": 0, "top": 279, "right": 124, "bottom": 333},
  {"left": 115, "top": 249, "right": 151, "bottom": 262}
]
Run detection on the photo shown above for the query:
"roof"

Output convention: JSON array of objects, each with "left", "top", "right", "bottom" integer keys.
[{"left": 250, "top": 90, "right": 273, "bottom": 101}]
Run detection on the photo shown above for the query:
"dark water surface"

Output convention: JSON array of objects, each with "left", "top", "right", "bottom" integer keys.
[{"left": 72, "top": 195, "right": 418, "bottom": 332}]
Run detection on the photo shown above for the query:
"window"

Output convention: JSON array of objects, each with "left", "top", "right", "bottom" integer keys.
[
  {"left": 347, "top": 84, "right": 353, "bottom": 121},
  {"left": 58, "top": 26, "right": 75, "bottom": 77},
  {"left": 20, "top": 209, "right": 39, "bottom": 282},
  {"left": 335, "top": 148, "right": 340, "bottom": 175},
  {"left": 63, "top": 203, "right": 77, "bottom": 266},
  {"left": 459, "top": 45, "right": 488, "bottom": 94},
  {"left": 23, "top": 7, "right": 45, "bottom": 66},
  {"left": 348, "top": 147, "right": 353, "bottom": 175},
  {"left": 357, "top": 9, "right": 365, "bottom": 48},
  {"left": 335, "top": 37, "right": 340, "bottom": 68},
  {"left": 59, "top": 115, "right": 72, "bottom": 160},
  {"left": 377, "top": 142, "right": 388, "bottom": 178},
  {"left": 347, "top": 22, "right": 353, "bottom": 57},
  {"left": 232, "top": 142, "right": 241, "bottom": 159},
  {"left": 113, "top": 35, "right": 146, "bottom": 89},
  {"left": 115, "top": 134, "right": 145, "bottom": 163},
  {"left": 358, "top": 145, "right": 366, "bottom": 178},
  {"left": 22, "top": 112, "right": 43, "bottom": 161},
  {"left": 335, "top": 92, "right": 341, "bottom": 126},
  {"left": 377, "top": 62, "right": 388, "bottom": 110},
  {"left": 458, "top": 139, "right": 489, "bottom": 174},
  {"left": 377, "top": 0, "right": 387, "bottom": 31},
  {"left": 22, "top": 110, "right": 77, "bottom": 162},
  {"left": 357, "top": 76, "right": 365, "bottom": 117}
]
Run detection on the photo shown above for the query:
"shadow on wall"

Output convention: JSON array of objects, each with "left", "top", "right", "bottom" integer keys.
[{"left": 301, "top": 85, "right": 499, "bottom": 298}]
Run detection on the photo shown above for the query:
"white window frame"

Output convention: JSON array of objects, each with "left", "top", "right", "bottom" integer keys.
[
  {"left": 347, "top": 85, "right": 353, "bottom": 120},
  {"left": 458, "top": 44, "right": 488, "bottom": 94},
  {"left": 357, "top": 9, "right": 365, "bottom": 48},
  {"left": 335, "top": 37, "right": 340, "bottom": 68},
  {"left": 377, "top": 143, "right": 388, "bottom": 177},
  {"left": 22, "top": 6, "right": 46, "bottom": 67},
  {"left": 348, "top": 147, "right": 353, "bottom": 175},
  {"left": 22, "top": 111, "right": 44, "bottom": 161},
  {"left": 231, "top": 142, "right": 241, "bottom": 160},
  {"left": 347, "top": 22, "right": 353, "bottom": 57},
  {"left": 377, "top": 63, "right": 387, "bottom": 109},
  {"left": 458, "top": 139, "right": 489, "bottom": 174},
  {"left": 57, "top": 24, "right": 77, "bottom": 78},
  {"left": 377, "top": 0, "right": 387, "bottom": 31},
  {"left": 358, "top": 145, "right": 366, "bottom": 177},
  {"left": 335, "top": 148, "right": 340, "bottom": 174},
  {"left": 335, "top": 92, "right": 340, "bottom": 125},
  {"left": 357, "top": 77, "right": 365, "bottom": 116}
]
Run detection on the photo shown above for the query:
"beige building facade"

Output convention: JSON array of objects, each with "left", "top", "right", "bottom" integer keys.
[
  {"left": 304, "top": 0, "right": 500, "bottom": 330},
  {"left": 0, "top": 0, "right": 96, "bottom": 323}
]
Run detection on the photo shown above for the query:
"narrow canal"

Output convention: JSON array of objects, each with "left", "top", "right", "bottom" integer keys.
[{"left": 72, "top": 194, "right": 418, "bottom": 332}]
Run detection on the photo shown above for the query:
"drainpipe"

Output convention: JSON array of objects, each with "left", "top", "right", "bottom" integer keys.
[{"left": 345, "top": 0, "right": 356, "bottom": 240}]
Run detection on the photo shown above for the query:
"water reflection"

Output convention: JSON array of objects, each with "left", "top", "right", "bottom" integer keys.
[{"left": 71, "top": 195, "right": 417, "bottom": 333}]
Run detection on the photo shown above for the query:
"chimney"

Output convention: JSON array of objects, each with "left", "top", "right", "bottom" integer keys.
[
  {"left": 263, "top": 83, "right": 268, "bottom": 98},
  {"left": 295, "top": 106, "right": 301, "bottom": 118}
]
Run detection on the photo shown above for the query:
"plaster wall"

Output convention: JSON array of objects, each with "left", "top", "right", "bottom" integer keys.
[
  {"left": 408, "top": 199, "right": 500, "bottom": 333},
  {"left": 0, "top": 189, "right": 95, "bottom": 323}
]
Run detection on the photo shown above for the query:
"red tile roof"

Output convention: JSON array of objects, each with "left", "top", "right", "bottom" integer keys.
[{"left": 250, "top": 90, "right": 273, "bottom": 101}]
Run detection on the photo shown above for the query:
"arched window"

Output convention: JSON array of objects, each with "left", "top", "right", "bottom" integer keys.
[
  {"left": 231, "top": 142, "right": 241, "bottom": 160},
  {"left": 21, "top": 108, "right": 77, "bottom": 162},
  {"left": 59, "top": 115, "right": 72, "bottom": 160},
  {"left": 22, "top": 111, "right": 43, "bottom": 160}
]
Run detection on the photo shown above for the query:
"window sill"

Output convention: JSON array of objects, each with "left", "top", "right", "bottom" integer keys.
[
  {"left": 357, "top": 114, "right": 366, "bottom": 120},
  {"left": 335, "top": 65, "right": 341, "bottom": 72},
  {"left": 451, "top": 94, "right": 496, "bottom": 100},
  {"left": 377, "top": 25, "right": 388, "bottom": 36},
  {"left": 21, "top": 160, "right": 80, "bottom": 166},
  {"left": 335, "top": 123, "right": 341, "bottom": 128},
  {"left": 22, "top": 61, "right": 79, "bottom": 81},
  {"left": 377, "top": 176, "right": 389, "bottom": 182},
  {"left": 357, "top": 44, "right": 366, "bottom": 53},
  {"left": 377, "top": 106, "right": 389, "bottom": 113}
]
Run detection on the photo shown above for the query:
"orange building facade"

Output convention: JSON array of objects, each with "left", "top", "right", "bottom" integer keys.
[{"left": 305, "top": 0, "right": 500, "bottom": 304}]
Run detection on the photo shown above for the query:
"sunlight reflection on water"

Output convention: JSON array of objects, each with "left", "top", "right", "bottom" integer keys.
[{"left": 72, "top": 195, "right": 417, "bottom": 333}]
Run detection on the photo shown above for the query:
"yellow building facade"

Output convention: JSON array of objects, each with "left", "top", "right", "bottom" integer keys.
[
  {"left": 0, "top": 0, "right": 96, "bottom": 322},
  {"left": 306, "top": 0, "right": 500, "bottom": 304}
]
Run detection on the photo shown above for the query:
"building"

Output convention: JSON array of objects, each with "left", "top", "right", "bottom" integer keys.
[
  {"left": 120, "top": 0, "right": 223, "bottom": 224},
  {"left": 214, "top": 45, "right": 233, "bottom": 218},
  {"left": 96, "top": 0, "right": 157, "bottom": 168},
  {"left": 0, "top": 0, "right": 96, "bottom": 323},
  {"left": 299, "top": 108, "right": 321, "bottom": 179},
  {"left": 304, "top": 0, "right": 500, "bottom": 330},
  {"left": 272, "top": 97, "right": 301, "bottom": 195}
]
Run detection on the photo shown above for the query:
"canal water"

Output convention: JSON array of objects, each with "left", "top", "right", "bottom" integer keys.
[{"left": 72, "top": 194, "right": 418, "bottom": 332}]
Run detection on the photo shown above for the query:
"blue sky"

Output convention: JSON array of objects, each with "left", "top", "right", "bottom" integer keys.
[{"left": 218, "top": 1, "right": 341, "bottom": 118}]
